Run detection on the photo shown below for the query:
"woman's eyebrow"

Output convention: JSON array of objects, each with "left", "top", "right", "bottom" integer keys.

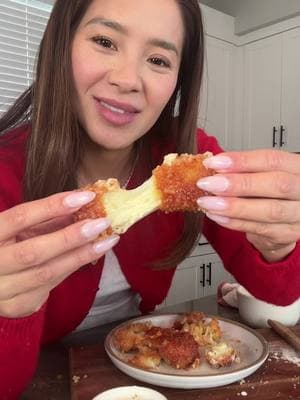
[
  {"left": 85, "top": 17, "right": 179, "bottom": 56},
  {"left": 148, "top": 38, "right": 179, "bottom": 56},
  {"left": 85, "top": 17, "right": 127, "bottom": 34}
]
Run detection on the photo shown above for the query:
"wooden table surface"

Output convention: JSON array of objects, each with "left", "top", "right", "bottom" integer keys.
[{"left": 22, "top": 297, "right": 300, "bottom": 400}]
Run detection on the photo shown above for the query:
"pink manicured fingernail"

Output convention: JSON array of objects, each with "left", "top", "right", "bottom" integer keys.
[
  {"left": 197, "top": 176, "right": 230, "bottom": 193},
  {"left": 206, "top": 213, "right": 230, "bottom": 224},
  {"left": 81, "top": 218, "right": 111, "bottom": 239},
  {"left": 64, "top": 191, "right": 96, "bottom": 208},
  {"left": 197, "top": 197, "right": 228, "bottom": 211},
  {"left": 203, "top": 155, "right": 233, "bottom": 170},
  {"left": 93, "top": 235, "right": 120, "bottom": 254}
]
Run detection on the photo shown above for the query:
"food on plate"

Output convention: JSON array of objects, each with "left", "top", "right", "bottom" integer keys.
[
  {"left": 112, "top": 312, "right": 240, "bottom": 371},
  {"left": 173, "top": 311, "right": 222, "bottom": 346},
  {"left": 158, "top": 330, "right": 200, "bottom": 369},
  {"left": 74, "top": 152, "right": 214, "bottom": 235},
  {"left": 113, "top": 322, "right": 151, "bottom": 352},
  {"left": 130, "top": 346, "right": 162, "bottom": 369},
  {"left": 205, "top": 341, "right": 240, "bottom": 368}
]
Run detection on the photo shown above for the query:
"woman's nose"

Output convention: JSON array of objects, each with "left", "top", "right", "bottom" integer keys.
[{"left": 107, "top": 59, "right": 142, "bottom": 93}]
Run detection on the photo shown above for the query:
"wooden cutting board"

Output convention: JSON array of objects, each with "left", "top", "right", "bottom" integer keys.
[{"left": 70, "top": 326, "right": 300, "bottom": 400}]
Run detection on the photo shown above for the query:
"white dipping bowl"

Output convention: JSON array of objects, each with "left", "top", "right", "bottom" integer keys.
[
  {"left": 237, "top": 286, "right": 300, "bottom": 328},
  {"left": 92, "top": 386, "right": 168, "bottom": 400}
]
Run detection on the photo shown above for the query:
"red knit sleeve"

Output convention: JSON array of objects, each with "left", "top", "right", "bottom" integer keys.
[
  {"left": 197, "top": 129, "right": 300, "bottom": 306},
  {"left": 196, "top": 127, "right": 223, "bottom": 155},
  {"left": 0, "top": 309, "right": 46, "bottom": 399},
  {"left": 0, "top": 130, "right": 47, "bottom": 398},
  {"left": 203, "top": 219, "right": 300, "bottom": 306}
]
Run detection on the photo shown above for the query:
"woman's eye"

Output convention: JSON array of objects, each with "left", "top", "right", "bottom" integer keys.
[
  {"left": 149, "top": 57, "right": 171, "bottom": 68},
  {"left": 92, "top": 36, "right": 117, "bottom": 50}
]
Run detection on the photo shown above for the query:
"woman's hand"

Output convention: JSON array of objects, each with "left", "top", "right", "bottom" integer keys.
[
  {"left": 197, "top": 149, "right": 300, "bottom": 262},
  {"left": 0, "top": 191, "right": 119, "bottom": 318}
]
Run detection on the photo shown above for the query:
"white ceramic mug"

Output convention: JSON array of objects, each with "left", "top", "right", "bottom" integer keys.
[{"left": 237, "top": 286, "right": 300, "bottom": 328}]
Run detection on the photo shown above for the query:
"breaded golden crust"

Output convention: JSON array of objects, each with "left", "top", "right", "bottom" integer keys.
[
  {"left": 129, "top": 348, "right": 162, "bottom": 369},
  {"left": 159, "top": 331, "right": 200, "bottom": 369},
  {"left": 173, "top": 311, "right": 205, "bottom": 329},
  {"left": 153, "top": 154, "right": 214, "bottom": 212},
  {"left": 74, "top": 179, "right": 120, "bottom": 237},
  {"left": 113, "top": 322, "right": 152, "bottom": 352},
  {"left": 141, "top": 326, "right": 174, "bottom": 350},
  {"left": 73, "top": 181, "right": 108, "bottom": 221}
]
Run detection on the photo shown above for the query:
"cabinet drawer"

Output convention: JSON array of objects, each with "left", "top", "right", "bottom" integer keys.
[
  {"left": 178, "top": 256, "right": 202, "bottom": 270},
  {"left": 187, "top": 236, "right": 214, "bottom": 257}
]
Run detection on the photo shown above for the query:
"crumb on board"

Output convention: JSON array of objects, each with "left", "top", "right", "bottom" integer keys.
[{"left": 72, "top": 375, "right": 81, "bottom": 384}]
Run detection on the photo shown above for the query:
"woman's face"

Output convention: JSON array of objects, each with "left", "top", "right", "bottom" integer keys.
[{"left": 71, "top": 0, "right": 184, "bottom": 150}]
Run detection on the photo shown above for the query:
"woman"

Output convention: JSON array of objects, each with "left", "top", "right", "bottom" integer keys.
[{"left": 0, "top": 0, "right": 299, "bottom": 397}]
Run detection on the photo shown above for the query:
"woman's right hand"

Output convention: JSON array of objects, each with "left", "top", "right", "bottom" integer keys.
[{"left": 0, "top": 191, "right": 119, "bottom": 319}]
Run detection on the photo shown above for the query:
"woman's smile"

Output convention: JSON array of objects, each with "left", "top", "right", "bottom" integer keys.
[{"left": 94, "top": 96, "right": 140, "bottom": 126}]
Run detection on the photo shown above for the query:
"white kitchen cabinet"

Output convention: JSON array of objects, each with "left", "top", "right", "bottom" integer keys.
[
  {"left": 281, "top": 28, "right": 300, "bottom": 152},
  {"left": 243, "top": 27, "right": 300, "bottom": 152},
  {"left": 164, "top": 256, "right": 200, "bottom": 306},
  {"left": 198, "top": 36, "right": 234, "bottom": 150},
  {"left": 243, "top": 36, "right": 282, "bottom": 150},
  {"left": 165, "top": 240, "right": 232, "bottom": 307}
]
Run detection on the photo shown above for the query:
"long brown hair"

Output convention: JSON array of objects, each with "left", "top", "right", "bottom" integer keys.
[{"left": 0, "top": 0, "right": 205, "bottom": 268}]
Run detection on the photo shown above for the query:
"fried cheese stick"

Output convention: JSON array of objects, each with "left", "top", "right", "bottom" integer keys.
[{"left": 74, "top": 152, "right": 214, "bottom": 235}]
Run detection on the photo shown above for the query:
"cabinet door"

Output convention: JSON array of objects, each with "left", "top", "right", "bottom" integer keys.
[
  {"left": 199, "top": 253, "right": 229, "bottom": 297},
  {"left": 166, "top": 252, "right": 231, "bottom": 307},
  {"left": 281, "top": 27, "right": 300, "bottom": 152},
  {"left": 243, "top": 36, "right": 282, "bottom": 150},
  {"left": 198, "top": 36, "right": 234, "bottom": 149},
  {"left": 165, "top": 257, "right": 200, "bottom": 306}
]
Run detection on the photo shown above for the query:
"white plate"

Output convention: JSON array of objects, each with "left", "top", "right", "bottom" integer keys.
[
  {"left": 104, "top": 313, "right": 269, "bottom": 389},
  {"left": 92, "top": 385, "right": 168, "bottom": 400}
]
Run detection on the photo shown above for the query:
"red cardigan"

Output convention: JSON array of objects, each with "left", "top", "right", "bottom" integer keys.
[{"left": 0, "top": 126, "right": 299, "bottom": 399}]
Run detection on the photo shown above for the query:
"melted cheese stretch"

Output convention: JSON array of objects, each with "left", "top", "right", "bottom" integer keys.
[
  {"left": 103, "top": 177, "right": 161, "bottom": 234},
  {"left": 75, "top": 152, "right": 214, "bottom": 235}
]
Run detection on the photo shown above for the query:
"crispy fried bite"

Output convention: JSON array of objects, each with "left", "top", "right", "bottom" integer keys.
[
  {"left": 153, "top": 153, "right": 213, "bottom": 212},
  {"left": 74, "top": 152, "right": 214, "bottom": 235},
  {"left": 205, "top": 341, "right": 240, "bottom": 368},
  {"left": 159, "top": 331, "right": 200, "bottom": 369},
  {"left": 173, "top": 311, "right": 205, "bottom": 329},
  {"left": 129, "top": 347, "right": 162, "bottom": 369},
  {"left": 174, "top": 314, "right": 222, "bottom": 346},
  {"left": 141, "top": 327, "right": 175, "bottom": 350},
  {"left": 113, "top": 322, "right": 151, "bottom": 352}
]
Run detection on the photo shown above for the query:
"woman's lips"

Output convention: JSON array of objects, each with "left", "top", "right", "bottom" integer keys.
[{"left": 94, "top": 97, "right": 140, "bottom": 126}]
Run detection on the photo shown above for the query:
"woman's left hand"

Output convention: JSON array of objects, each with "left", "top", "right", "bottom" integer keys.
[{"left": 197, "top": 149, "right": 300, "bottom": 262}]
